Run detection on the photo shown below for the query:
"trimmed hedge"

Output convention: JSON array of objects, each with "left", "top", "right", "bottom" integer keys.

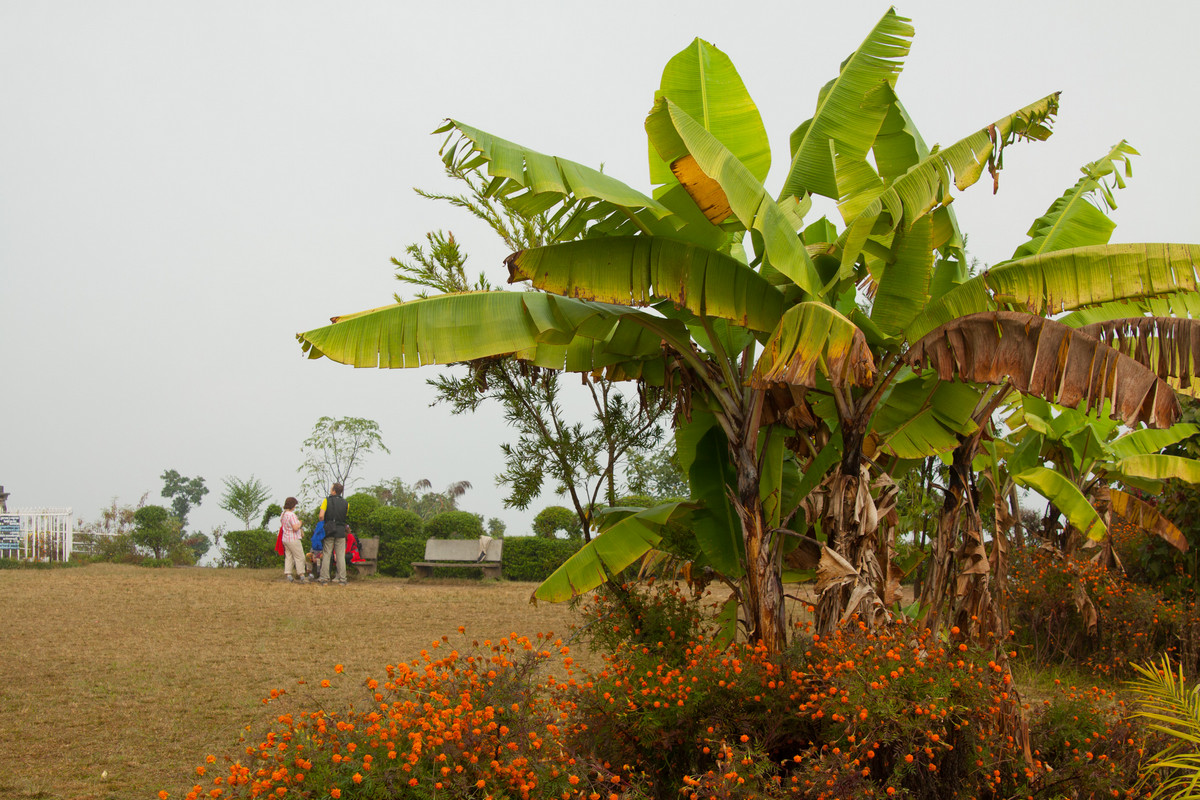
[
  {"left": 371, "top": 506, "right": 425, "bottom": 577},
  {"left": 425, "top": 510, "right": 484, "bottom": 540},
  {"left": 502, "top": 536, "right": 582, "bottom": 582},
  {"left": 223, "top": 529, "right": 282, "bottom": 569},
  {"left": 346, "top": 493, "right": 380, "bottom": 536}
]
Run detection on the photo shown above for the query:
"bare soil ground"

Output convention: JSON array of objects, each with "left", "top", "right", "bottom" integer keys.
[{"left": 0, "top": 564, "right": 592, "bottom": 800}]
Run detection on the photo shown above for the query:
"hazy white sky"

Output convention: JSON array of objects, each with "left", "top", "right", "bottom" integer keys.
[{"left": 2, "top": 1, "right": 1198, "bottom": 539}]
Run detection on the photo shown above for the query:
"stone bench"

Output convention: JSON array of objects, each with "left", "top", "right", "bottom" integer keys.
[
  {"left": 411, "top": 537, "right": 502, "bottom": 580},
  {"left": 352, "top": 536, "right": 379, "bottom": 578}
]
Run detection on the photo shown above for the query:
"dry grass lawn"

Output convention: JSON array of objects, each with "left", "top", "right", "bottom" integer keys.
[{"left": 0, "top": 563, "right": 594, "bottom": 800}]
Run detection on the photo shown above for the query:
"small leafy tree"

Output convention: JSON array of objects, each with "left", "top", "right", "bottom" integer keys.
[
  {"left": 132, "top": 505, "right": 181, "bottom": 560},
  {"left": 532, "top": 506, "right": 581, "bottom": 540},
  {"left": 160, "top": 469, "right": 207, "bottom": 530},
  {"left": 218, "top": 475, "right": 272, "bottom": 530},
  {"left": 298, "top": 416, "right": 390, "bottom": 498},
  {"left": 486, "top": 517, "right": 507, "bottom": 537}
]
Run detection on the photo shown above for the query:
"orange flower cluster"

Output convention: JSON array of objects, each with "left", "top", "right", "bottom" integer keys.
[
  {"left": 1009, "top": 548, "right": 1198, "bottom": 678},
  {"left": 161, "top": 584, "right": 1161, "bottom": 799}
]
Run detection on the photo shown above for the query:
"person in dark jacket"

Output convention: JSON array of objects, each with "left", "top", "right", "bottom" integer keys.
[{"left": 318, "top": 483, "right": 350, "bottom": 585}]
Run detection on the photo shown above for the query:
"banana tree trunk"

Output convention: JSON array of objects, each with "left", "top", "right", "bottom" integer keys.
[{"left": 814, "top": 438, "right": 893, "bottom": 634}]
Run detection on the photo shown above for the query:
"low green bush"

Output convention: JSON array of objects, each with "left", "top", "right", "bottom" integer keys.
[
  {"left": 502, "top": 536, "right": 581, "bottom": 582},
  {"left": 346, "top": 492, "right": 379, "bottom": 536},
  {"left": 370, "top": 506, "right": 424, "bottom": 577},
  {"left": 223, "top": 529, "right": 282, "bottom": 569},
  {"left": 425, "top": 510, "right": 483, "bottom": 540}
]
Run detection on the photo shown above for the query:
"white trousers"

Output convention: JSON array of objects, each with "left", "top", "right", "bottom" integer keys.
[{"left": 282, "top": 539, "right": 306, "bottom": 578}]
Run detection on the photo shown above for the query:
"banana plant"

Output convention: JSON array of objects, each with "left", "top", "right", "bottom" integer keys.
[{"left": 297, "top": 10, "right": 1200, "bottom": 653}]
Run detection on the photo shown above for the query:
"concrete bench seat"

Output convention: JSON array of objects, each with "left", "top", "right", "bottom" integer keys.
[{"left": 411, "top": 537, "right": 502, "bottom": 580}]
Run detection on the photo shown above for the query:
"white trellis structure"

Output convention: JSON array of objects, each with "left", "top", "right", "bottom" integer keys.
[{"left": 0, "top": 508, "right": 74, "bottom": 562}]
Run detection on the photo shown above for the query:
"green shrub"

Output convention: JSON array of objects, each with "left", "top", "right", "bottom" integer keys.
[
  {"left": 532, "top": 505, "right": 581, "bottom": 540},
  {"left": 91, "top": 532, "right": 139, "bottom": 563},
  {"left": 370, "top": 506, "right": 424, "bottom": 577},
  {"left": 223, "top": 529, "right": 282, "bottom": 569},
  {"left": 132, "top": 505, "right": 182, "bottom": 560},
  {"left": 425, "top": 510, "right": 483, "bottom": 540},
  {"left": 501, "top": 536, "right": 581, "bottom": 582},
  {"left": 346, "top": 492, "right": 379, "bottom": 536}
]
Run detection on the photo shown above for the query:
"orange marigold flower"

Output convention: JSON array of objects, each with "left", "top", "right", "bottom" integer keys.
[
  {"left": 330, "top": 790, "right": 341, "bottom": 799},
  {"left": 334, "top": 664, "right": 344, "bottom": 674},
  {"left": 159, "top": 792, "right": 169, "bottom": 800},
  {"left": 352, "top": 773, "right": 362, "bottom": 784}
]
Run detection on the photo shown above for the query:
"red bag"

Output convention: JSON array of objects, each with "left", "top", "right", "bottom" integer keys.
[{"left": 274, "top": 525, "right": 285, "bottom": 556}]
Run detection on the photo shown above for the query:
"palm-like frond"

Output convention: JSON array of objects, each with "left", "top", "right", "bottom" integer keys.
[
  {"left": 779, "top": 8, "right": 915, "bottom": 200},
  {"left": 1127, "top": 657, "right": 1200, "bottom": 799}
]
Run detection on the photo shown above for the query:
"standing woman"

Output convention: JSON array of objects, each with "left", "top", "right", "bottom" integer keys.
[{"left": 281, "top": 497, "right": 308, "bottom": 583}]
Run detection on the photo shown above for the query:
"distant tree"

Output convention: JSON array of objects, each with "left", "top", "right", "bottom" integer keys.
[
  {"left": 364, "top": 477, "right": 473, "bottom": 521},
  {"left": 625, "top": 447, "right": 689, "bottom": 501},
  {"left": 183, "top": 532, "right": 211, "bottom": 562},
  {"left": 132, "top": 504, "right": 182, "bottom": 560},
  {"left": 486, "top": 517, "right": 507, "bottom": 538},
  {"left": 299, "top": 416, "right": 390, "bottom": 498},
  {"left": 160, "top": 469, "right": 208, "bottom": 530},
  {"left": 261, "top": 504, "right": 282, "bottom": 530},
  {"left": 532, "top": 505, "right": 582, "bottom": 540},
  {"left": 218, "top": 475, "right": 272, "bottom": 530}
]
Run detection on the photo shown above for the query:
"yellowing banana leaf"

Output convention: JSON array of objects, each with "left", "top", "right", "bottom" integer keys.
[
  {"left": 297, "top": 291, "right": 680, "bottom": 373},
  {"left": 749, "top": 302, "right": 876, "bottom": 388},
  {"left": 1114, "top": 454, "right": 1200, "bottom": 485},
  {"left": 779, "top": 8, "right": 914, "bottom": 201},
  {"left": 905, "top": 311, "right": 1180, "bottom": 428},
  {"left": 646, "top": 97, "right": 823, "bottom": 296},
  {"left": 534, "top": 501, "right": 696, "bottom": 602},
  {"left": 649, "top": 38, "right": 771, "bottom": 188},
  {"left": 1012, "top": 141, "right": 1136, "bottom": 259},
  {"left": 1057, "top": 291, "right": 1200, "bottom": 329},
  {"left": 1109, "top": 489, "right": 1189, "bottom": 553},
  {"left": 1014, "top": 467, "right": 1106, "bottom": 541},
  {"left": 506, "top": 236, "right": 785, "bottom": 334},
  {"left": 839, "top": 93, "right": 1059, "bottom": 232},
  {"left": 1076, "top": 317, "right": 1200, "bottom": 394},
  {"left": 908, "top": 243, "right": 1200, "bottom": 343}
]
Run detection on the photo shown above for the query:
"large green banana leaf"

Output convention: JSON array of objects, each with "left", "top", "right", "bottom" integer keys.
[
  {"left": 505, "top": 235, "right": 785, "bottom": 334},
  {"left": 1108, "top": 424, "right": 1200, "bottom": 460},
  {"left": 870, "top": 374, "right": 980, "bottom": 459},
  {"left": 749, "top": 302, "right": 875, "bottom": 388},
  {"left": 436, "top": 120, "right": 674, "bottom": 240},
  {"left": 650, "top": 38, "right": 771, "bottom": 188},
  {"left": 838, "top": 93, "right": 1059, "bottom": 230},
  {"left": 908, "top": 243, "right": 1200, "bottom": 342},
  {"left": 1012, "top": 141, "right": 1136, "bottom": 259},
  {"left": 297, "top": 291, "right": 683, "bottom": 373},
  {"left": 645, "top": 97, "right": 823, "bottom": 296},
  {"left": 1057, "top": 291, "right": 1200, "bottom": 328},
  {"left": 869, "top": 215, "right": 933, "bottom": 335},
  {"left": 534, "top": 501, "right": 696, "bottom": 602},
  {"left": 1014, "top": 467, "right": 1106, "bottom": 541},
  {"left": 1114, "top": 454, "right": 1200, "bottom": 484},
  {"left": 779, "top": 8, "right": 914, "bottom": 201},
  {"left": 690, "top": 426, "right": 745, "bottom": 578}
]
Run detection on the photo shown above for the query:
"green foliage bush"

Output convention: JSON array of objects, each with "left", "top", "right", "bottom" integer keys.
[
  {"left": 425, "top": 510, "right": 483, "bottom": 540},
  {"left": 501, "top": 536, "right": 581, "bottom": 582},
  {"left": 223, "top": 529, "right": 282, "bottom": 569},
  {"left": 531, "top": 505, "right": 580, "bottom": 539},
  {"left": 370, "top": 506, "right": 424, "bottom": 577},
  {"left": 346, "top": 492, "right": 379, "bottom": 536}
]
